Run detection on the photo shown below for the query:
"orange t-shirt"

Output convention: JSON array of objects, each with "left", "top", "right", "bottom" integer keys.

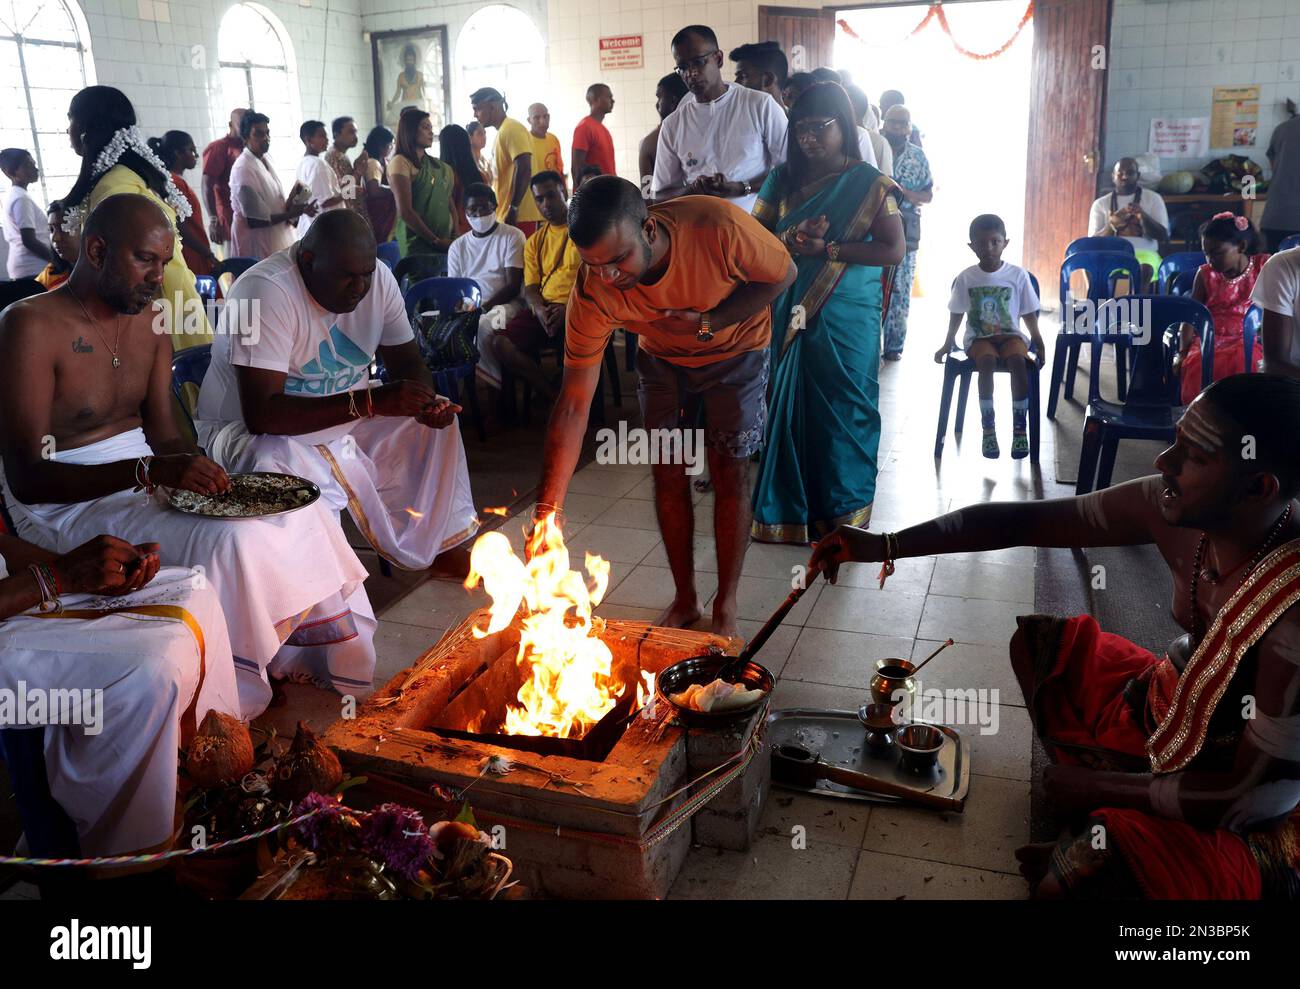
[{"left": 564, "top": 196, "right": 790, "bottom": 369}]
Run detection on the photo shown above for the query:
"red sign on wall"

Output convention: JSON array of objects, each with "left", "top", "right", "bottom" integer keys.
[{"left": 599, "top": 35, "right": 643, "bottom": 70}]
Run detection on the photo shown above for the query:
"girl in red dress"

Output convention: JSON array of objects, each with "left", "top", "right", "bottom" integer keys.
[{"left": 1176, "top": 212, "right": 1269, "bottom": 404}]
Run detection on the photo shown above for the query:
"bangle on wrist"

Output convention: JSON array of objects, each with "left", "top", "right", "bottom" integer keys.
[
  {"left": 826, "top": 240, "right": 841, "bottom": 261},
  {"left": 347, "top": 389, "right": 362, "bottom": 419},
  {"left": 877, "top": 531, "right": 899, "bottom": 590}
]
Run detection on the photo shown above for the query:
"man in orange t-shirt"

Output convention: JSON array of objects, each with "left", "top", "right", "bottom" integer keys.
[{"left": 534, "top": 176, "right": 795, "bottom": 637}]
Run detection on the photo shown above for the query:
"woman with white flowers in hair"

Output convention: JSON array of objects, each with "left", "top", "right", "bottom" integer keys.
[{"left": 55, "top": 86, "right": 210, "bottom": 351}]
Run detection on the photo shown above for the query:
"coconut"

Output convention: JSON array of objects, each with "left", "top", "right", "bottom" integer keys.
[
  {"left": 185, "top": 710, "right": 255, "bottom": 788},
  {"left": 271, "top": 721, "right": 343, "bottom": 801}
]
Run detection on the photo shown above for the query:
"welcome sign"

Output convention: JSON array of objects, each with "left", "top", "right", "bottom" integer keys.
[{"left": 599, "top": 34, "right": 643, "bottom": 70}]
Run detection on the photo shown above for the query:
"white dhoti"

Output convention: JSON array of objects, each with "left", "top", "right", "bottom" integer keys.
[
  {"left": 1, "top": 429, "right": 375, "bottom": 717},
  {"left": 474, "top": 300, "right": 524, "bottom": 390},
  {"left": 198, "top": 415, "right": 479, "bottom": 571},
  {"left": 0, "top": 566, "right": 240, "bottom": 856}
]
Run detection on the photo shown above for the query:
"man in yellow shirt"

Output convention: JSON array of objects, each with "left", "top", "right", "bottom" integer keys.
[
  {"left": 527, "top": 102, "right": 565, "bottom": 183},
  {"left": 470, "top": 87, "right": 536, "bottom": 234},
  {"left": 494, "top": 170, "right": 581, "bottom": 401}
]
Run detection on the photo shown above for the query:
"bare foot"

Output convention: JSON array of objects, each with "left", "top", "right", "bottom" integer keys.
[
  {"left": 711, "top": 600, "right": 740, "bottom": 639},
  {"left": 1014, "top": 841, "right": 1055, "bottom": 886},
  {"left": 658, "top": 596, "right": 703, "bottom": 628}
]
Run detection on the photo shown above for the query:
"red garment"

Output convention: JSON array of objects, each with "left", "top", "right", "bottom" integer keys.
[
  {"left": 1031, "top": 615, "right": 1262, "bottom": 899},
  {"left": 572, "top": 116, "right": 616, "bottom": 176},
  {"left": 1180, "top": 253, "right": 1270, "bottom": 404},
  {"left": 171, "top": 172, "right": 214, "bottom": 277},
  {"left": 201, "top": 134, "right": 243, "bottom": 242}
]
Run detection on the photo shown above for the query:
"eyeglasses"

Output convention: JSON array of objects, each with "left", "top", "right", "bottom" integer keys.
[
  {"left": 793, "top": 118, "right": 838, "bottom": 139},
  {"left": 674, "top": 50, "right": 719, "bottom": 75}
]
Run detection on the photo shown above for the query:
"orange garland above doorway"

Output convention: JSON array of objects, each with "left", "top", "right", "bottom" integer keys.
[{"left": 838, "top": 1, "right": 1034, "bottom": 61}]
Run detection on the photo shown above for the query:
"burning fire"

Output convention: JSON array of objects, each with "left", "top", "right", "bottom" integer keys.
[{"left": 464, "top": 512, "right": 624, "bottom": 739}]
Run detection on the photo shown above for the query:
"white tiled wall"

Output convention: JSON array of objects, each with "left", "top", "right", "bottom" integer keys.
[
  {"left": 1104, "top": 0, "right": 1300, "bottom": 176},
  {"left": 78, "top": 0, "right": 371, "bottom": 147}
]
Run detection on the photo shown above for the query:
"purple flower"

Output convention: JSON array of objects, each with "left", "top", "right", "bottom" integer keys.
[
  {"left": 360, "top": 802, "right": 436, "bottom": 881},
  {"left": 293, "top": 792, "right": 347, "bottom": 852}
]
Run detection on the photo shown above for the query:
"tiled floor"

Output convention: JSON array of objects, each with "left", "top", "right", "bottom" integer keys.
[{"left": 358, "top": 296, "right": 1065, "bottom": 901}]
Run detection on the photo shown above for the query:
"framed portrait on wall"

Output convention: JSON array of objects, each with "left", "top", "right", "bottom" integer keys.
[{"left": 371, "top": 26, "right": 451, "bottom": 133}]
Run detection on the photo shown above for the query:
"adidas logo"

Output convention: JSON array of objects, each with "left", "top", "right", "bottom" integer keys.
[{"left": 287, "top": 325, "right": 372, "bottom": 395}]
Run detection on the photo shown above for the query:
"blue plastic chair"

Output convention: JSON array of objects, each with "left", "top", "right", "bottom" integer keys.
[
  {"left": 1066, "top": 236, "right": 1135, "bottom": 258},
  {"left": 171, "top": 343, "right": 213, "bottom": 435},
  {"left": 377, "top": 240, "right": 401, "bottom": 270},
  {"left": 935, "top": 273, "right": 1042, "bottom": 462},
  {"left": 195, "top": 274, "right": 218, "bottom": 304},
  {"left": 1168, "top": 269, "right": 1197, "bottom": 297},
  {"left": 403, "top": 277, "right": 486, "bottom": 442},
  {"left": 1157, "top": 251, "right": 1206, "bottom": 294},
  {"left": 1075, "top": 296, "right": 1214, "bottom": 494},
  {"left": 1279, "top": 234, "right": 1300, "bottom": 252},
  {"left": 1048, "top": 250, "right": 1142, "bottom": 420},
  {"left": 214, "top": 256, "right": 257, "bottom": 290},
  {"left": 1243, "top": 304, "right": 1261, "bottom": 373},
  {"left": 393, "top": 253, "right": 448, "bottom": 292}
]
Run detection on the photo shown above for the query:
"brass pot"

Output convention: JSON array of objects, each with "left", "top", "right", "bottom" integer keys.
[{"left": 869, "top": 657, "right": 917, "bottom": 717}]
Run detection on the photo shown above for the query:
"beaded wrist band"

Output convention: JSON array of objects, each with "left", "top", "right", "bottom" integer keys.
[
  {"left": 134, "top": 455, "right": 154, "bottom": 494},
  {"left": 29, "top": 563, "right": 62, "bottom": 613},
  {"left": 878, "top": 531, "right": 899, "bottom": 589}
]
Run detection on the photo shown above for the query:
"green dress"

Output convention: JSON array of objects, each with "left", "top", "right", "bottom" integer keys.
[{"left": 396, "top": 154, "right": 456, "bottom": 258}]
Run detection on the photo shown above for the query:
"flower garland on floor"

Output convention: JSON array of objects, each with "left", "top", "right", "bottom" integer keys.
[
  {"left": 61, "top": 125, "right": 192, "bottom": 234},
  {"left": 838, "top": 1, "right": 1034, "bottom": 61}
]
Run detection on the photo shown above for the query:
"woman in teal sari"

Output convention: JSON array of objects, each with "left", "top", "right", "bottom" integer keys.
[
  {"left": 388, "top": 108, "right": 459, "bottom": 272},
  {"left": 751, "top": 83, "right": 906, "bottom": 544}
]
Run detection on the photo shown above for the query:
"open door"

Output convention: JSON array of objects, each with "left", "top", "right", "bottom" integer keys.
[
  {"left": 1023, "top": 0, "right": 1113, "bottom": 304},
  {"left": 757, "top": 5, "right": 834, "bottom": 74}
]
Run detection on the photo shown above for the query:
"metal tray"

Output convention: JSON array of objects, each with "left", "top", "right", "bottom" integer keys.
[
  {"left": 767, "top": 708, "right": 970, "bottom": 805},
  {"left": 168, "top": 472, "right": 321, "bottom": 520}
]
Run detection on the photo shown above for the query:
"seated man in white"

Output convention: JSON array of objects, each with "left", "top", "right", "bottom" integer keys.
[
  {"left": 0, "top": 530, "right": 240, "bottom": 856},
  {"left": 0, "top": 194, "right": 371, "bottom": 717},
  {"left": 195, "top": 208, "right": 479, "bottom": 585},
  {"left": 446, "top": 182, "right": 525, "bottom": 390}
]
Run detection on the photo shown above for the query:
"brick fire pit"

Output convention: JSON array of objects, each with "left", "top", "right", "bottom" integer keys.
[{"left": 323, "top": 611, "right": 769, "bottom": 899}]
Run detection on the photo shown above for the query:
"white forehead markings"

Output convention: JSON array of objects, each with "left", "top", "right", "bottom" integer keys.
[{"left": 1179, "top": 403, "right": 1226, "bottom": 452}]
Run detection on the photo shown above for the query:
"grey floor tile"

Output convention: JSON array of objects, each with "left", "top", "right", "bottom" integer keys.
[
  {"left": 806, "top": 584, "right": 927, "bottom": 636},
  {"left": 848, "top": 850, "right": 1027, "bottom": 900},
  {"left": 782, "top": 626, "right": 915, "bottom": 691},
  {"left": 759, "top": 790, "right": 871, "bottom": 850},
  {"left": 917, "top": 594, "right": 1033, "bottom": 648},
  {"left": 670, "top": 831, "right": 861, "bottom": 900}
]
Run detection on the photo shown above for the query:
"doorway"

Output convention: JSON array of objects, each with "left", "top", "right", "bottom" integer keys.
[{"left": 834, "top": 2, "right": 1035, "bottom": 290}]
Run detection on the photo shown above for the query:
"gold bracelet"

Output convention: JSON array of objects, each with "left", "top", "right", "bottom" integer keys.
[
  {"left": 347, "top": 389, "right": 361, "bottom": 419},
  {"left": 826, "top": 241, "right": 841, "bottom": 261}
]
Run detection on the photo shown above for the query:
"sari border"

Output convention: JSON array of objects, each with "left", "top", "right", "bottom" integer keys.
[
  {"left": 1147, "top": 538, "right": 1300, "bottom": 773},
  {"left": 751, "top": 503, "right": 873, "bottom": 545}
]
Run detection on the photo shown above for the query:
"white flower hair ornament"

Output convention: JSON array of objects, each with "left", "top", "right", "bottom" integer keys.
[{"left": 61, "top": 125, "right": 191, "bottom": 234}]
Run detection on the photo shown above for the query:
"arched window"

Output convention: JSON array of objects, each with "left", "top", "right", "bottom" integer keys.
[
  {"left": 0, "top": 0, "right": 97, "bottom": 208},
  {"left": 456, "top": 5, "right": 546, "bottom": 123},
  {"left": 218, "top": 2, "right": 301, "bottom": 190}
]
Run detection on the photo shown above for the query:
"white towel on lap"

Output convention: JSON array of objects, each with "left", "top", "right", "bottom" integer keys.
[
  {"left": 1, "top": 428, "right": 373, "bottom": 717},
  {"left": 0, "top": 564, "right": 240, "bottom": 856}
]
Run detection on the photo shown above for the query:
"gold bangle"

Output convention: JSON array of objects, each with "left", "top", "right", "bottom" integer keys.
[{"left": 826, "top": 241, "right": 841, "bottom": 261}]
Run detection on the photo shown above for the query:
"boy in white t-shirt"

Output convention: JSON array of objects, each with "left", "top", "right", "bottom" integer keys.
[
  {"left": 1251, "top": 246, "right": 1300, "bottom": 379},
  {"left": 1, "top": 148, "right": 53, "bottom": 279},
  {"left": 936, "top": 214, "right": 1044, "bottom": 459},
  {"left": 447, "top": 183, "right": 526, "bottom": 388}
]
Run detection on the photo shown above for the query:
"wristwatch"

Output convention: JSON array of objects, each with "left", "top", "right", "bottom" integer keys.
[
  {"left": 697, "top": 313, "right": 715, "bottom": 342},
  {"left": 742, "top": 180, "right": 753, "bottom": 196}
]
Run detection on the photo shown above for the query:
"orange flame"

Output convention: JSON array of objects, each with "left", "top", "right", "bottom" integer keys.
[
  {"left": 404, "top": 507, "right": 425, "bottom": 518},
  {"left": 464, "top": 513, "right": 621, "bottom": 738},
  {"left": 482, "top": 506, "right": 509, "bottom": 516}
]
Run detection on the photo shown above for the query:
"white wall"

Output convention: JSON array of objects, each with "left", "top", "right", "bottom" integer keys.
[{"left": 1104, "top": 0, "right": 1300, "bottom": 177}]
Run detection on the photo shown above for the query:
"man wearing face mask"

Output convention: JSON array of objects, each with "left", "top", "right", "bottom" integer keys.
[
  {"left": 448, "top": 183, "right": 526, "bottom": 391},
  {"left": 652, "top": 25, "right": 787, "bottom": 213},
  {"left": 195, "top": 207, "right": 479, "bottom": 586}
]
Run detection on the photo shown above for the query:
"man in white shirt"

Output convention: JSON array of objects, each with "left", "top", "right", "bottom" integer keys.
[
  {"left": 447, "top": 183, "right": 526, "bottom": 389},
  {"left": 652, "top": 25, "right": 787, "bottom": 214},
  {"left": 1088, "top": 157, "right": 1169, "bottom": 287},
  {"left": 1251, "top": 246, "right": 1300, "bottom": 379},
  {"left": 294, "top": 120, "right": 345, "bottom": 239},
  {"left": 1, "top": 149, "right": 53, "bottom": 279},
  {"left": 196, "top": 209, "right": 479, "bottom": 589}
]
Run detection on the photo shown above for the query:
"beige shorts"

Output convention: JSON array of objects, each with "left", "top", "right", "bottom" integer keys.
[{"left": 967, "top": 335, "right": 1030, "bottom": 362}]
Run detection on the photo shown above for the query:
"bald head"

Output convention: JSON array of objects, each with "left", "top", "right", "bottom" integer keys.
[
  {"left": 298, "top": 209, "right": 379, "bottom": 314},
  {"left": 527, "top": 102, "right": 550, "bottom": 137},
  {"left": 76, "top": 194, "right": 174, "bottom": 314},
  {"left": 882, "top": 104, "right": 913, "bottom": 149}
]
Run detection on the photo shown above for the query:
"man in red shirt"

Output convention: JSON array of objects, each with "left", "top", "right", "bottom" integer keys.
[
  {"left": 571, "top": 84, "right": 616, "bottom": 177},
  {"left": 202, "top": 108, "right": 247, "bottom": 248}
]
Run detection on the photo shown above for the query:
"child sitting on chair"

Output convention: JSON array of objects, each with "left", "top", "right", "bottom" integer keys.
[
  {"left": 1173, "top": 212, "right": 1270, "bottom": 404},
  {"left": 935, "top": 214, "right": 1045, "bottom": 459}
]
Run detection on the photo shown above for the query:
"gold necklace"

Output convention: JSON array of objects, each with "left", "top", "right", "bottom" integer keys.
[{"left": 71, "top": 289, "right": 123, "bottom": 369}]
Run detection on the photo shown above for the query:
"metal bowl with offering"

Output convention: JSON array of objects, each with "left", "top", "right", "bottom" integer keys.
[
  {"left": 896, "top": 722, "right": 945, "bottom": 775},
  {"left": 856, "top": 702, "right": 898, "bottom": 754},
  {"left": 168, "top": 472, "right": 321, "bottom": 520}
]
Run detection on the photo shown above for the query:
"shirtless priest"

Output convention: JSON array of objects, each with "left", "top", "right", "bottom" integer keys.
[
  {"left": 811, "top": 374, "right": 1300, "bottom": 900},
  {"left": 0, "top": 194, "right": 374, "bottom": 716}
]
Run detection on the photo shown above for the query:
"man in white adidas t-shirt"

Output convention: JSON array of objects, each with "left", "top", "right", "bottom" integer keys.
[
  {"left": 652, "top": 25, "right": 787, "bottom": 214},
  {"left": 1251, "top": 246, "right": 1300, "bottom": 378},
  {"left": 196, "top": 209, "right": 479, "bottom": 578}
]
